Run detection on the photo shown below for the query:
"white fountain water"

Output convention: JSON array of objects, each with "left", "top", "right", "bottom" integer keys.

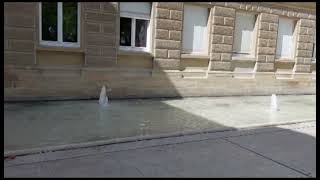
[
  {"left": 99, "top": 86, "right": 109, "bottom": 107},
  {"left": 270, "top": 94, "right": 279, "bottom": 111}
]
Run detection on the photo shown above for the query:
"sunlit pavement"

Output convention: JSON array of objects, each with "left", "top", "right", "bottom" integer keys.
[
  {"left": 4, "top": 121, "right": 316, "bottom": 177},
  {"left": 4, "top": 95, "right": 315, "bottom": 155}
]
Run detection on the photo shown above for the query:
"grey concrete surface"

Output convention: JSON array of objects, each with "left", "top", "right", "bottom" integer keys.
[
  {"left": 4, "top": 95, "right": 316, "bottom": 154},
  {"left": 4, "top": 121, "right": 316, "bottom": 177}
]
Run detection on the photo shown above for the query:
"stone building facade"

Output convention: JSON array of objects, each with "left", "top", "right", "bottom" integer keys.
[{"left": 4, "top": 2, "right": 316, "bottom": 101}]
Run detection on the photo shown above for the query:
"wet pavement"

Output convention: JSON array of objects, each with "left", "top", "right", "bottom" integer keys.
[{"left": 4, "top": 95, "right": 316, "bottom": 154}]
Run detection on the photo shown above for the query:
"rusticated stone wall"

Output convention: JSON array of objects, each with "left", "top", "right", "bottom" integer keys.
[
  {"left": 153, "top": 2, "right": 183, "bottom": 70},
  {"left": 209, "top": 6, "right": 235, "bottom": 71}
]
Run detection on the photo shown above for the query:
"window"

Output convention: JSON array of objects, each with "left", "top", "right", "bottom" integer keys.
[
  {"left": 39, "top": 2, "right": 80, "bottom": 47},
  {"left": 233, "top": 12, "right": 258, "bottom": 58},
  {"left": 182, "top": 5, "right": 209, "bottom": 54},
  {"left": 120, "top": 2, "right": 151, "bottom": 52},
  {"left": 276, "top": 17, "right": 296, "bottom": 59},
  {"left": 312, "top": 32, "right": 316, "bottom": 61}
]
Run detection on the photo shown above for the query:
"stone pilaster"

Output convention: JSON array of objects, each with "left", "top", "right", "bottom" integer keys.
[
  {"left": 153, "top": 2, "right": 183, "bottom": 70},
  {"left": 293, "top": 19, "right": 315, "bottom": 73},
  {"left": 4, "top": 2, "right": 37, "bottom": 66},
  {"left": 209, "top": 6, "right": 235, "bottom": 71},
  {"left": 255, "top": 13, "right": 278, "bottom": 72},
  {"left": 83, "top": 2, "right": 118, "bottom": 67}
]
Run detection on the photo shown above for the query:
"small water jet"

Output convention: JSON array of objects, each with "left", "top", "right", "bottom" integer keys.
[
  {"left": 99, "top": 85, "right": 112, "bottom": 107},
  {"left": 270, "top": 94, "right": 279, "bottom": 111}
]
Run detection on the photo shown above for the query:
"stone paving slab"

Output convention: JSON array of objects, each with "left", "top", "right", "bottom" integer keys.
[
  {"left": 226, "top": 125, "right": 316, "bottom": 177},
  {"left": 4, "top": 138, "right": 306, "bottom": 178}
]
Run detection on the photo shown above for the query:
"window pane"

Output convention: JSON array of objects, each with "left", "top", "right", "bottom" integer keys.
[
  {"left": 182, "top": 5, "right": 208, "bottom": 53},
  {"left": 135, "top": 19, "right": 148, "bottom": 47},
  {"left": 63, "top": 2, "right": 78, "bottom": 43},
  {"left": 276, "top": 18, "right": 295, "bottom": 59},
  {"left": 233, "top": 13, "right": 256, "bottom": 54},
  {"left": 42, "top": 2, "right": 57, "bottom": 41},
  {"left": 120, "top": 17, "right": 132, "bottom": 46}
]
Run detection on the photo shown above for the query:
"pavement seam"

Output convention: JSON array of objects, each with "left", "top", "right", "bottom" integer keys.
[{"left": 222, "top": 138, "right": 313, "bottom": 178}]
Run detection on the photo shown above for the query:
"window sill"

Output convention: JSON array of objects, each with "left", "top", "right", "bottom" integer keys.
[
  {"left": 36, "top": 46, "right": 85, "bottom": 53},
  {"left": 181, "top": 53, "right": 209, "bottom": 59},
  {"left": 118, "top": 49, "right": 153, "bottom": 57}
]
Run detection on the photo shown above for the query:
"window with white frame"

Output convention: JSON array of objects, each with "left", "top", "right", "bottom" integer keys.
[
  {"left": 182, "top": 5, "right": 209, "bottom": 54},
  {"left": 276, "top": 17, "right": 296, "bottom": 59},
  {"left": 233, "top": 12, "right": 258, "bottom": 58},
  {"left": 312, "top": 32, "right": 316, "bottom": 61},
  {"left": 39, "top": 2, "right": 80, "bottom": 47},
  {"left": 119, "top": 2, "right": 151, "bottom": 52}
]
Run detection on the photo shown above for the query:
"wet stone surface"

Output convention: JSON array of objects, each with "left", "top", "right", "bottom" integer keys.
[{"left": 4, "top": 95, "right": 316, "bottom": 152}]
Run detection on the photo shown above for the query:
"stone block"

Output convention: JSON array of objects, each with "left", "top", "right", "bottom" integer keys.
[
  {"left": 156, "top": 19, "right": 182, "bottom": 31},
  {"left": 169, "top": 31, "right": 181, "bottom": 41},
  {"left": 300, "top": 19, "right": 316, "bottom": 28},
  {"left": 258, "top": 47, "right": 275, "bottom": 55},
  {"left": 101, "top": 47, "right": 117, "bottom": 57},
  {"left": 294, "top": 64, "right": 311, "bottom": 72},
  {"left": 211, "top": 35, "right": 223, "bottom": 44},
  {"left": 102, "top": 23, "right": 116, "bottom": 34},
  {"left": 266, "top": 55, "right": 275, "bottom": 62},
  {"left": 5, "top": 13, "right": 35, "bottom": 28},
  {"left": 221, "top": 53, "right": 232, "bottom": 61},
  {"left": 210, "top": 53, "right": 221, "bottom": 61},
  {"left": 86, "top": 46, "right": 101, "bottom": 56},
  {"left": 257, "top": 55, "right": 266, "bottom": 62},
  {"left": 258, "top": 39, "right": 268, "bottom": 47},
  {"left": 213, "top": 16, "right": 224, "bottom": 25},
  {"left": 210, "top": 61, "right": 231, "bottom": 71},
  {"left": 269, "top": 23, "right": 278, "bottom": 32},
  {"left": 85, "top": 12, "right": 116, "bottom": 23},
  {"left": 260, "top": 13, "right": 278, "bottom": 23},
  {"left": 307, "top": 28, "right": 315, "bottom": 36},
  {"left": 297, "top": 42, "right": 313, "bottom": 51},
  {"left": 155, "top": 39, "right": 181, "bottom": 49},
  {"left": 4, "top": 2, "right": 36, "bottom": 15},
  {"left": 213, "top": 6, "right": 235, "bottom": 18},
  {"left": 298, "top": 35, "right": 314, "bottom": 43},
  {"left": 212, "top": 44, "right": 232, "bottom": 53},
  {"left": 156, "top": 8, "right": 170, "bottom": 19},
  {"left": 268, "top": 40, "right": 277, "bottom": 47},
  {"left": 223, "top": 36, "right": 233, "bottom": 45},
  {"left": 295, "top": 57, "right": 304, "bottom": 64},
  {"left": 7, "top": 40, "right": 34, "bottom": 52},
  {"left": 5, "top": 28, "right": 34, "bottom": 41},
  {"left": 255, "top": 62, "right": 274, "bottom": 72},
  {"left": 170, "top": 10, "right": 183, "bottom": 21},
  {"left": 259, "top": 22, "right": 269, "bottom": 31},
  {"left": 224, "top": 17, "right": 235, "bottom": 27},
  {"left": 299, "top": 27, "right": 308, "bottom": 35},
  {"left": 296, "top": 50, "right": 312, "bottom": 57},
  {"left": 168, "top": 50, "right": 180, "bottom": 59},
  {"left": 156, "top": 3, "right": 183, "bottom": 11},
  {"left": 257, "top": 6, "right": 271, "bottom": 13},
  {"left": 212, "top": 25, "right": 233, "bottom": 36},
  {"left": 153, "top": 58, "right": 180, "bottom": 70},
  {"left": 102, "top": 2, "right": 118, "bottom": 14},
  {"left": 297, "top": 12, "right": 309, "bottom": 19},
  {"left": 85, "top": 23, "right": 101, "bottom": 33},
  {"left": 155, "top": 29, "right": 169, "bottom": 40},
  {"left": 304, "top": 58, "right": 312, "bottom": 64},
  {"left": 84, "top": 2, "right": 100, "bottom": 10},
  {"left": 4, "top": 52, "right": 35, "bottom": 65},
  {"left": 87, "top": 34, "right": 115, "bottom": 46},
  {"left": 258, "top": 30, "right": 277, "bottom": 40},
  {"left": 155, "top": 49, "right": 168, "bottom": 58}
]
